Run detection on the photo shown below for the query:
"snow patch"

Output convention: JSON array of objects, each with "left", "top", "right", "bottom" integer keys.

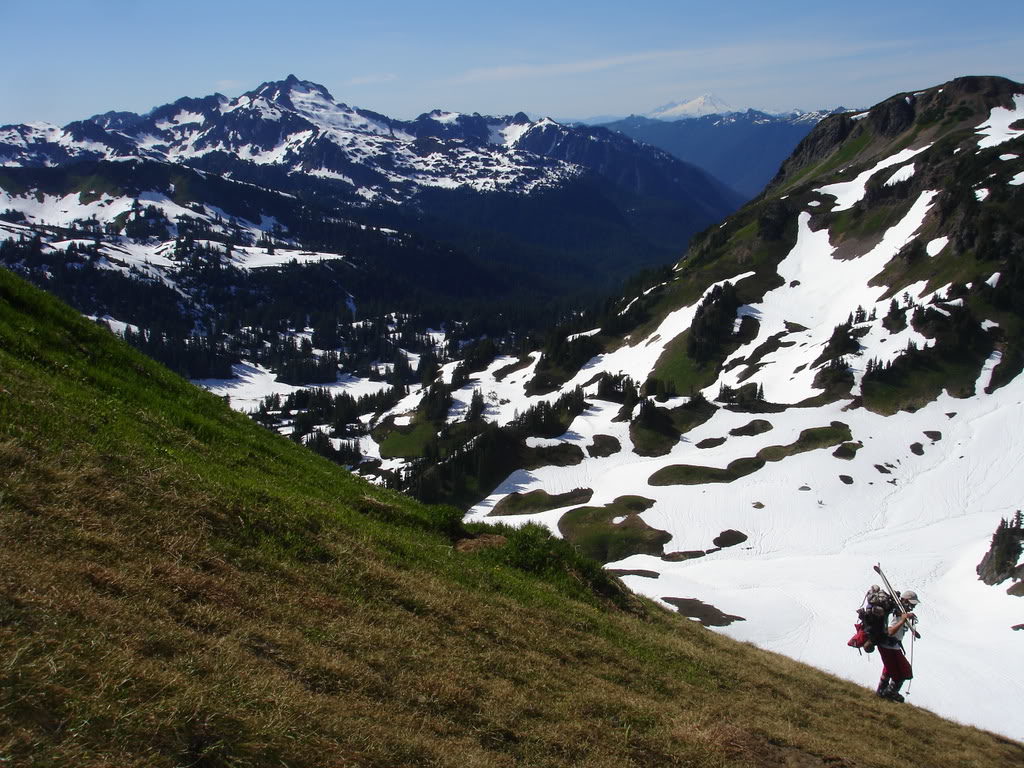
[
  {"left": 816, "top": 145, "right": 931, "bottom": 211},
  {"left": 883, "top": 163, "right": 916, "bottom": 186},
  {"left": 925, "top": 237, "right": 949, "bottom": 257},
  {"left": 975, "top": 94, "right": 1024, "bottom": 148}
]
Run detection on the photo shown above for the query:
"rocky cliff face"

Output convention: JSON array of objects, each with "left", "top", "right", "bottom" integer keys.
[{"left": 977, "top": 513, "right": 1024, "bottom": 589}]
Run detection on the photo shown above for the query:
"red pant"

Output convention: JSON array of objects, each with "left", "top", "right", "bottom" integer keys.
[{"left": 877, "top": 645, "right": 913, "bottom": 682}]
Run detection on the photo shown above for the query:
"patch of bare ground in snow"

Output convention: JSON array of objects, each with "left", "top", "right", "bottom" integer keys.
[{"left": 663, "top": 597, "right": 746, "bottom": 627}]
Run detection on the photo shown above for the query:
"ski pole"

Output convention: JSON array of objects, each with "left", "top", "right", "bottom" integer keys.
[{"left": 907, "top": 628, "right": 915, "bottom": 695}]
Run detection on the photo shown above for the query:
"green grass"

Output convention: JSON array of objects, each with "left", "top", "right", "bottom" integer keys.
[
  {"left": 649, "top": 456, "right": 767, "bottom": 486},
  {"left": 649, "top": 423, "right": 852, "bottom": 486},
  {"left": 629, "top": 413, "right": 680, "bottom": 457},
  {"left": 829, "top": 197, "right": 915, "bottom": 245},
  {"left": 756, "top": 422, "right": 851, "bottom": 461},
  {"left": 490, "top": 487, "right": 594, "bottom": 516},
  {"left": 862, "top": 351, "right": 990, "bottom": 415},
  {"left": 780, "top": 129, "right": 875, "bottom": 193},
  {"left": 650, "top": 331, "right": 718, "bottom": 394},
  {"left": 558, "top": 496, "right": 670, "bottom": 563},
  {"left": 2, "top": 267, "right": 1022, "bottom": 767},
  {"left": 376, "top": 417, "right": 438, "bottom": 458},
  {"left": 522, "top": 442, "right": 585, "bottom": 469},
  {"left": 0, "top": 169, "right": 31, "bottom": 196},
  {"left": 587, "top": 433, "right": 621, "bottom": 457},
  {"left": 871, "top": 244, "right": 986, "bottom": 300},
  {"left": 729, "top": 418, "right": 773, "bottom": 437},
  {"left": 70, "top": 172, "right": 125, "bottom": 204}
]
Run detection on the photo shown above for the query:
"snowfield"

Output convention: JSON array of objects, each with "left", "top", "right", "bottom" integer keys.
[
  {"left": 457, "top": 175, "right": 1023, "bottom": 739},
  {"left": 193, "top": 362, "right": 391, "bottom": 414}
]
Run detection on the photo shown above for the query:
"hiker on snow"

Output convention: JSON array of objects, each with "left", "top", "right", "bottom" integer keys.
[{"left": 875, "top": 589, "right": 920, "bottom": 702}]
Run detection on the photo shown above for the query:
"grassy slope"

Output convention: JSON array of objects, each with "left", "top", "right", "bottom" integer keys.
[{"left": 1, "top": 267, "right": 1022, "bottom": 767}]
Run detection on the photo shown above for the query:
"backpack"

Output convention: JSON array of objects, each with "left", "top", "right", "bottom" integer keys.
[{"left": 847, "top": 585, "right": 895, "bottom": 653}]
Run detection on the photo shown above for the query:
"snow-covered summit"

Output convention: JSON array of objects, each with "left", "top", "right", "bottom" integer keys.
[
  {"left": 0, "top": 77, "right": 740, "bottom": 212},
  {"left": 648, "top": 94, "right": 734, "bottom": 120},
  {"left": 0, "top": 77, "right": 587, "bottom": 199}
]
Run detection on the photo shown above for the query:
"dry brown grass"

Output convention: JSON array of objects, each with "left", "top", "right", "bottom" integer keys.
[
  {"left": 2, "top": 268, "right": 1022, "bottom": 767},
  {"left": 4, "top": 438, "right": 1022, "bottom": 768}
]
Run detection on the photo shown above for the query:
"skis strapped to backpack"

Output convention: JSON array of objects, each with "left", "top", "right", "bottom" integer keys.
[
  {"left": 873, "top": 563, "right": 920, "bottom": 639},
  {"left": 847, "top": 584, "right": 895, "bottom": 653}
]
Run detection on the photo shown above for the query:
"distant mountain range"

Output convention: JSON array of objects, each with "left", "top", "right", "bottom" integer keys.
[
  {"left": 600, "top": 108, "right": 842, "bottom": 199},
  {"left": 0, "top": 75, "right": 743, "bottom": 301}
]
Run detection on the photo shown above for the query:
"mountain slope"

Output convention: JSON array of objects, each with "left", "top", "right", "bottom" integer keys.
[
  {"left": 602, "top": 109, "right": 832, "bottom": 199},
  {"left": 368, "top": 75, "right": 1024, "bottom": 739},
  {"left": 2, "top": 267, "right": 1023, "bottom": 766},
  {"left": 0, "top": 76, "right": 743, "bottom": 315}
]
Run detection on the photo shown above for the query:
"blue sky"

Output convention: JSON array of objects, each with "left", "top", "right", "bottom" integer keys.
[{"left": 3, "top": 0, "right": 1022, "bottom": 125}]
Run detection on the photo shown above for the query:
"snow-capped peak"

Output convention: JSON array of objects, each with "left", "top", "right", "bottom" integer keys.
[
  {"left": 249, "top": 74, "right": 335, "bottom": 108},
  {"left": 648, "top": 94, "right": 734, "bottom": 120},
  {"left": 426, "top": 109, "right": 462, "bottom": 125}
]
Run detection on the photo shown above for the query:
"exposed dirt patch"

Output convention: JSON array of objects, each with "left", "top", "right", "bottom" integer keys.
[
  {"left": 455, "top": 534, "right": 508, "bottom": 553},
  {"left": 910, "top": 443, "right": 924, "bottom": 456},
  {"left": 874, "top": 464, "right": 891, "bottom": 475},
  {"left": 839, "top": 475, "right": 854, "bottom": 485},
  {"left": 696, "top": 437, "right": 727, "bottom": 449},
  {"left": 729, "top": 418, "right": 773, "bottom": 437},
  {"left": 522, "top": 443, "right": 584, "bottom": 469},
  {"left": 713, "top": 529, "right": 748, "bottom": 548},
  {"left": 661, "top": 550, "right": 708, "bottom": 562},
  {"left": 607, "top": 569, "right": 660, "bottom": 579},
  {"left": 718, "top": 725, "right": 858, "bottom": 768},
  {"left": 493, "top": 355, "right": 534, "bottom": 381},
  {"left": 587, "top": 434, "right": 621, "bottom": 458},
  {"left": 663, "top": 597, "right": 745, "bottom": 627},
  {"left": 833, "top": 441, "right": 863, "bottom": 460},
  {"left": 924, "top": 430, "right": 943, "bottom": 441},
  {"left": 752, "top": 501, "right": 765, "bottom": 509},
  {"left": 735, "top": 332, "right": 794, "bottom": 383}
]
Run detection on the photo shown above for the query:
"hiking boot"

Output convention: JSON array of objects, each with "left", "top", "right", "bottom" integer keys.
[
  {"left": 881, "top": 681, "right": 905, "bottom": 702},
  {"left": 875, "top": 677, "right": 890, "bottom": 697}
]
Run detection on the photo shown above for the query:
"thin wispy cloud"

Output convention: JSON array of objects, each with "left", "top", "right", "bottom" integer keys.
[
  {"left": 345, "top": 73, "right": 398, "bottom": 86},
  {"left": 450, "top": 40, "right": 915, "bottom": 85},
  {"left": 214, "top": 79, "right": 244, "bottom": 92}
]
